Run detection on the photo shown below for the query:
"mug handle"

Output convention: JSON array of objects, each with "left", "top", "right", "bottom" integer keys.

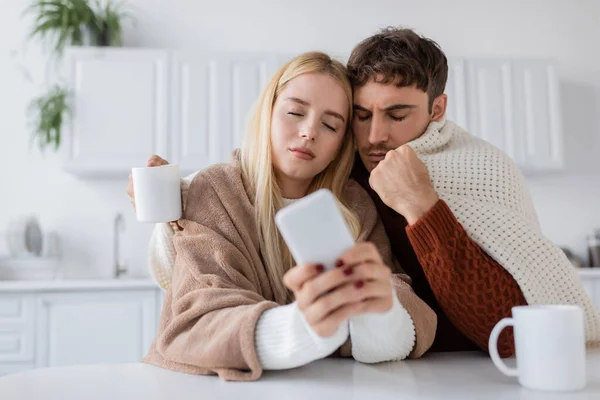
[{"left": 488, "top": 317, "right": 518, "bottom": 377}]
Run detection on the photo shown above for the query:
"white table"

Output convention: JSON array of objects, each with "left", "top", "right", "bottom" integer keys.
[{"left": 0, "top": 352, "right": 598, "bottom": 400}]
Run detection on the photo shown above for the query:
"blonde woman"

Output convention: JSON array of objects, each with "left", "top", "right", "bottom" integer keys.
[{"left": 130, "top": 52, "right": 436, "bottom": 381}]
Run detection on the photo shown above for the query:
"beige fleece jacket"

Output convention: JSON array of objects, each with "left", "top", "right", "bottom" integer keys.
[{"left": 143, "top": 154, "right": 437, "bottom": 381}]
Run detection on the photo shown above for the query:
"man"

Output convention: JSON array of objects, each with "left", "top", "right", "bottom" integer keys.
[{"left": 346, "top": 27, "right": 598, "bottom": 357}]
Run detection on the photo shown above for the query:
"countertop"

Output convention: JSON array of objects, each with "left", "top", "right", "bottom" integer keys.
[
  {"left": 578, "top": 269, "right": 600, "bottom": 278},
  {"left": 0, "top": 278, "right": 158, "bottom": 292},
  {"left": 0, "top": 351, "right": 598, "bottom": 400},
  {"left": 0, "top": 268, "right": 596, "bottom": 292}
]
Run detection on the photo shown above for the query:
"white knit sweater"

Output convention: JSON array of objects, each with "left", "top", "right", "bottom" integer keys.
[
  {"left": 408, "top": 117, "right": 600, "bottom": 344},
  {"left": 148, "top": 180, "right": 416, "bottom": 369}
]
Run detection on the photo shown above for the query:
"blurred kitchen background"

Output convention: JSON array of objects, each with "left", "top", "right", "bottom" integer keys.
[{"left": 0, "top": 0, "right": 599, "bottom": 373}]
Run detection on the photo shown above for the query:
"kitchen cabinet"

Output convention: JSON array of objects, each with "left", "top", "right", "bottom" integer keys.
[
  {"left": 62, "top": 48, "right": 565, "bottom": 178},
  {"left": 62, "top": 48, "right": 170, "bottom": 178},
  {"left": 63, "top": 48, "right": 289, "bottom": 177},
  {"left": 464, "top": 58, "right": 563, "bottom": 172},
  {"left": 580, "top": 269, "right": 600, "bottom": 310},
  {"left": 169, "top": 53, "right": 290, "bottom": 175},
  {"left": 0, "top": 280, "right": 162, "bottom": 375}
]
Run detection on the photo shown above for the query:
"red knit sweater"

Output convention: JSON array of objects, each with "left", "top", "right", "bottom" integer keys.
[{"left": 352, "top": 161, "right": 527, "bottom": 358}]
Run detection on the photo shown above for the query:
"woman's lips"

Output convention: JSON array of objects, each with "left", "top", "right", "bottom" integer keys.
[{"left": 289, "top": 148, "right": 315, "bottom": 160}]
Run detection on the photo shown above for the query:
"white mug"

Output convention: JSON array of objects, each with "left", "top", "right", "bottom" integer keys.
[
  {"left": 489, "top": 305, "right": 587, "bottom": 392},
  {"left": 131, "top": 164, "right": 182, "bottom": 223}
]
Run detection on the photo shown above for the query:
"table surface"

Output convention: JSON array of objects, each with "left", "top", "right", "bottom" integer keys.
[
  {"left": 0, "top": 278, "right": 157, "bottom": 292},
  {"left": 1, "top": 351, "right": 599, "bottom": 400}
]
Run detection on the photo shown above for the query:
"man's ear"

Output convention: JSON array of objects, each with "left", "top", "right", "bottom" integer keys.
[{"left": 431, "top": 94, "right": 447, "bottom": 122}]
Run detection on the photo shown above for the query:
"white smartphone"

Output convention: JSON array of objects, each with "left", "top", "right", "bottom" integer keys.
[{"left": 275, "top": 189, "right": 355, "bottom": 270}]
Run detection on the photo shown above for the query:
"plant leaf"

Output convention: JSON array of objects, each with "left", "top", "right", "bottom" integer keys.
[{"left": 28, "top": 84, "right": 70, "bottom": 152}]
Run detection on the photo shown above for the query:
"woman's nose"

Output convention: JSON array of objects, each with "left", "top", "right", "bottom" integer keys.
[
  {"left": 299, "top": 119, "right": 318, "bottom": 141},
  {"left": 300, "top": 129, "right": 316, "bottom": 141}
]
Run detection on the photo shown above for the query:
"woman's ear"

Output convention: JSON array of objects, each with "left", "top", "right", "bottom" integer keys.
[{"left": 431, "top": 94, "right": 447, "bottom": 122}]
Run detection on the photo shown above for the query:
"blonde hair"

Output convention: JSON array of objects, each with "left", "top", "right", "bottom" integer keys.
[{"left": 240, "top": 52, "right": 361, "bottom": 304}]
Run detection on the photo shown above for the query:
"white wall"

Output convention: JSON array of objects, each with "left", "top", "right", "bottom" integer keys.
[{"left": 1, "top": 0, "right": 599, "bottom": 278}]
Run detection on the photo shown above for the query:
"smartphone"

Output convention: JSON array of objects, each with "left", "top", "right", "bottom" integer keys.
[{"left": 275, "top": 189, "right": 355, "bottom": 270}]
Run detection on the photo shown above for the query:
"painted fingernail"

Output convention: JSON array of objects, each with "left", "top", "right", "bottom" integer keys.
[
  {"left": 315, "top": 264, "right": 325, "bottom": 273},
  {"left": 343, "top": 267, "right": 353, "bottom": 276},
  {"left": 354, "top": 280, "right": 364, "bottom": 289},
  {"left": 335, "top": 259, "right": 344, "bottom": 267}
]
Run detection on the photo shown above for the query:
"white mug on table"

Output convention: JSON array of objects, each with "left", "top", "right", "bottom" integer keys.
[
  {"left": 131, "top": 164, "right": 182, "bottom": 223},
  {"left": 489, "top": 305, "right": 587, "bottom": 392}
]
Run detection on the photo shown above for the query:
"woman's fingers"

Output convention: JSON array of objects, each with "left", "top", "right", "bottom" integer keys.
[
  {"left": 290, "top": 242, "right": 395, "bottom": 337},
  {"left": 147, "top": 155, "right": 169, "bottom": 167},
  {"left": 296, "top": 266, "right": 361, "bottom": 308},
  {"left": 303, "top": 278, "right": 392, "bottom": 324},
  {"left": 283, "top": 263, "right": 324, "bottom": 293},
  {"left": 336, "top": 242, "right": 383, "bottom": 268}
]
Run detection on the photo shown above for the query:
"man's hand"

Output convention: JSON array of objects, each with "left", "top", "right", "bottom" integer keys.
[{"left": 369, "top": 145, "right": 439, "bottom": 225}]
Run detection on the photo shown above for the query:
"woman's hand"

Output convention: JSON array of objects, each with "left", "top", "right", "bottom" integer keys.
[
  {"left": 126, "top": 155, "right": 169, "bottom": 211},
  {"left": 336, "top": 242, "right": 395, "bottom": 314},
  {"left": 283, "top": 243, "right": 394, "bottom": 337}
]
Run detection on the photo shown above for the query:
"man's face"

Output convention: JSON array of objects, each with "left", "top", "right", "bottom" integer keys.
[{"left": 352, "top": 80, "right": 445, "bottom": 172}]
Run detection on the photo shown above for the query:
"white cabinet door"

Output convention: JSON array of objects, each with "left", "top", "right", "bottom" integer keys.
[
  {"left": 511, "top": 60, "right": 564, "bottom": 172},
  {"left": 35, "top": 290, "right": 156, "bottom": 368},
  {"left": 465, "top": 59, "right": 519, "bottom": 163},
  {"left": 0, "top": 294, "right": 35, "bottom": 364},
  {"left": 170, "top": 53, "right": 289, "bottom": 175},
  {"left": 464, "top": 59, "right": 564, "bottom": 172},
  {"left": 445, "top": 58, "right": 469, "bottom": 131},
  {"left": 63, "top": 48, "right": 169, "bottom": 177}
]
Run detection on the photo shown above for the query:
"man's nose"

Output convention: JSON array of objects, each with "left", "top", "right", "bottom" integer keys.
[{"left": 368, "top": 116, "right": 389, "bottom": 145}]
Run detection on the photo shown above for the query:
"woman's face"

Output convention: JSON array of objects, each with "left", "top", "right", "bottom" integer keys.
[{"left": 270, "top": 72, "right": 349, "bottom": 189}]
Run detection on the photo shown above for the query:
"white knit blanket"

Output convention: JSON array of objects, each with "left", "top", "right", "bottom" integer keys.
[{"left": 408, "top": 117, "right": 600, "bottom": 344}]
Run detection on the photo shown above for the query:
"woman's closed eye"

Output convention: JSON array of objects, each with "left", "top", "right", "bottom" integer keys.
[
  {"left": 322, "top": 122, "right": 337, "bottom": 132},
  {"left": 288, "top": 110, "right": 338, "bottom": 132}
]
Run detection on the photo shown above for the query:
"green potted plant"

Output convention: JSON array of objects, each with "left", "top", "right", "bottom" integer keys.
[
  {"left": 27, "top": 84, "right": 71, "bottom": 152},
  {"left": 23, "top": 0, "right": 134, "bottom": 152},
  {"left": 24, "top": 0, "right": 99, "bottom": 55},
  {"left": 93, "top": 0, "right": 132, "bottom": 47},
  {"left": 24, "top": 0, "right": 132, "bottom": 54}
]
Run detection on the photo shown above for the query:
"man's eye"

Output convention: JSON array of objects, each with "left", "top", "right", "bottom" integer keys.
[
  {"left": 390, "top": 115, "right": 406, "bottom": 122},
  {"left": 355, "top": 114, "right": 370, "bottom": 121}
]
